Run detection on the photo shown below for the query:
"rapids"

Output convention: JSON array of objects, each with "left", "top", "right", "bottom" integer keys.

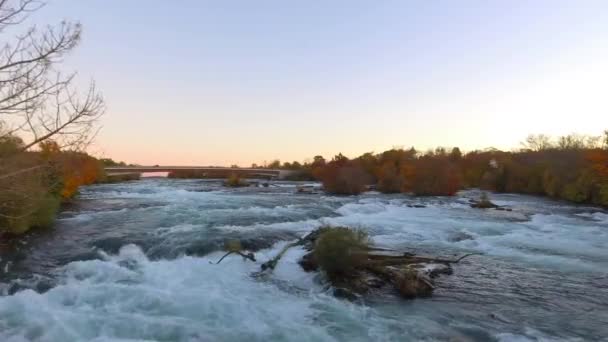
[{"left": 0, "top": 179, "right": 607, "bottom": 341}]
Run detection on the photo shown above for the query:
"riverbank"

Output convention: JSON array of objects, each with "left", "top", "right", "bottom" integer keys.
[{"left": 0, "top": 138, "right": 107, "bottom": 235}]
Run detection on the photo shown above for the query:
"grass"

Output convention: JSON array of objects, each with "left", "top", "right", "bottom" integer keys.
[{"left": 313, "top": 226, "right": 371, "bottom": 280}]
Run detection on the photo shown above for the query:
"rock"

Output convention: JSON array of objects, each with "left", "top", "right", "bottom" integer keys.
[
  {"left": 333, "top": 287, "right": 359, "bottom": 300},
  {"left": 447, "top": 231, "right": 474, "bottom": 242},
  {"left": 407, "top": 204, "right": 427, "bottom": 208},
  {"left": 298, "top": 252, "right": 318, "bottom": 272},
  {"left": 470, "top": 192, "right": 498, "bottom": 209},
  {"left": 331, "top": 272, "right": 387, "bottom": 297},
  {"left": 470, "top": 201, "right": 498, "bottom": 209}
]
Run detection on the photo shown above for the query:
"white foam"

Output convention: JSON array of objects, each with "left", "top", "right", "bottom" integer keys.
[
  {"left": 0, "top": 245, "right": 371, "bottom": 341},
  {"left": 326, "top": 198, "right": 608, "bottom": 272}
]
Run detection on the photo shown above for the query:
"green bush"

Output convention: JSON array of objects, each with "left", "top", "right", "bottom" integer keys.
[
  {"left": 0, "top": 185, "right": 60, "bottom": 234},
  {"left": 314, "top": 226, "right": 371, "bottom": 280},
  {"left": 29, "top": 194, "right": 61, "bottom": 228}
]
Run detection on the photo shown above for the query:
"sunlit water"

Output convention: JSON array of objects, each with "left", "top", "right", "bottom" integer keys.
[{"left": 1, "top": 179, "right": 607, "bottom": 341}]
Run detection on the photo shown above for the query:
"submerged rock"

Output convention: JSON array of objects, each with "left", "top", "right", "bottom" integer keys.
[
  {"left": 470, "top": 201, "right": 498, "bottom": 209},
  {"left": 470, "top": 192, "right": 498, "bottom": 209},
  {"left": 448, "top": 231, "right": 474, "bottom": 242},
  {"left": 297, "top": 251, "right": 318, "bottom": 272}
]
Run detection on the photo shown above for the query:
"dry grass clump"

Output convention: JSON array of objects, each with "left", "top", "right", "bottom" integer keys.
[{"left": 314, "top": 226, "right": 371, "bottom": 280}]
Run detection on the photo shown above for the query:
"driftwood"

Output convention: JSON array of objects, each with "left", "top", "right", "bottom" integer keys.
[
  {"left": 260, "top": 231, "right": 320, "bottom": 271},
  {"left": 210, "top": 251, "right": 256, "bottom": 264},
  {"left": 260, "top": 241, "right": 301, "bottom": 270},
  {"left": 366, "top": 252, "right": 481, "bottom": 266}
]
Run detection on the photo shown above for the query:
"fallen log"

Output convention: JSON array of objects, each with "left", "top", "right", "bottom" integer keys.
[{"left": 366, "top": 252, "right": 481, "bottom": 266}]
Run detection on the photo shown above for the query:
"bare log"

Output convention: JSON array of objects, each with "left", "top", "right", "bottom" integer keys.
[{"left": 366, "top": 252, "right": 481, "bottom": 266}]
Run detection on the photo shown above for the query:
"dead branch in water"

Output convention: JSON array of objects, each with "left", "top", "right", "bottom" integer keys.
[{"left": 210, "top": 251, "right": 256, "bottom": 264}]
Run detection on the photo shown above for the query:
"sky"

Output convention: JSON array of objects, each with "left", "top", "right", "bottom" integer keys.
[{"left": 25, "top": 0, "right": 608, "bottom": 166}]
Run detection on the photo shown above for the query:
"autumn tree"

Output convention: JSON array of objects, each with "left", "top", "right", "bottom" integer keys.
[
  {"left": 410, "top": 155, "right": 462, "bottom": 196},
  {"left": 319, "top": 154, "right": 370, "bottom": 195}
]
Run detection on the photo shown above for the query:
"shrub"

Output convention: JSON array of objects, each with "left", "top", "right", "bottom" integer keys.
[
  {"left": 377, "top": 162, "right": 402, "bottom": 193},
  {"left": 597, "top": 184, "right": 608, "bottom": 206},
  {"left": 410, "top": 157, "right": 462, "bottom": 196},
  {"left": 225, "top": 173, "right": 248, "bottom": 187},
  {"left": 314, "top": 226, "right": 371, "bottom": 280},
  {"left": 0, "top": 138, "right": 106, "bottom": 234},
  {"left": 319, "top": 160, "right": 369, "bottom": 195},
  {"left": 0, "top": 160, "right": 59, "bottom": 234}
]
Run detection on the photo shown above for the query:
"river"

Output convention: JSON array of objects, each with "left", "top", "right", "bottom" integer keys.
[{"left": 0, "top": 179, "right": 607, "bottom": 341}]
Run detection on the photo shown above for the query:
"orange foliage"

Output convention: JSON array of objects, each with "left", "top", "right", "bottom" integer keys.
[
  {"left": 55, "top": 152, "right": 104, "bottom": 198},
  {"left": 410, "top": 156, "right": 462, "bottom": 196},
  {"left": 319, "top": 154, "right": 370, "bottom": 195},
  {"left": 586, "top": 149, "right": 608, "bottom": 179}
]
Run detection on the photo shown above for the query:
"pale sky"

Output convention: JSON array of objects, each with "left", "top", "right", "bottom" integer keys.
[{"left": 30, "top": 0, "right": 608, "bottom": 166}]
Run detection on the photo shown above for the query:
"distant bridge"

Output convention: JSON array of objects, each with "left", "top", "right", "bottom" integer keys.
[{"left": 104, "top": 166, "right": 295, "bottom": 180}]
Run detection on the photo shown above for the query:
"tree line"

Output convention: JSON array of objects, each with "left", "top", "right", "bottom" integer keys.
[{"left": 255, "top": 132, "right": 608, "bottom": 207}]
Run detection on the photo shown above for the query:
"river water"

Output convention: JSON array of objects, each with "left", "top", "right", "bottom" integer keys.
[{"left": 0, "top": 179, "right": 607, "bottom": 341}]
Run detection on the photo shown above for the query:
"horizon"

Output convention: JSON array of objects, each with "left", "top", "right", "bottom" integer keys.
[{"left": 27, "top": 0, "right": 608, "bottom": 165}]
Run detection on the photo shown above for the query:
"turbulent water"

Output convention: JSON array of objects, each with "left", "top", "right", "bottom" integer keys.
[{"left": 1, "top": 179, "right": 607, "bottom": 341}]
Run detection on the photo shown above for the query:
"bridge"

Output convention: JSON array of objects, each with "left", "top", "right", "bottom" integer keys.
[{"left": 104, "top": 166, "right": 295, "bottom": 180}]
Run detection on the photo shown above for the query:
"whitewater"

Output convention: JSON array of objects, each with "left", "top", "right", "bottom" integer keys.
[{"left": 0, "top": 178, "right": 607, "bottom": 341}]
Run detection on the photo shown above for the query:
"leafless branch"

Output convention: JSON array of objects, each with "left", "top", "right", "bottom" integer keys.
[{"left": 0, "top": 0, "right": 104, "bottom": 153}]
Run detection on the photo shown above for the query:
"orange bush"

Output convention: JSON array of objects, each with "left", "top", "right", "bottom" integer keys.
[
  {"left": 319, "top": 155, "right": 370, "bottom": 195},
  {"left": 55, "top": 152, "right": 105, "bottom": 198},
  {"left": 410, "top": 156, "right": 462, "bottom": 196}
]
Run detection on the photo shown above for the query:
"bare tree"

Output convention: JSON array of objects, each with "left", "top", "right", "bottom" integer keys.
[
  {"left": 557, "top": 133, "right": 597, "bottom": 150},
  {"left": 521, "top": 134, "right": 553, "bottom": 151},
  {"left": 0, "top": 0, "right": 104, "bottom": 153}
]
